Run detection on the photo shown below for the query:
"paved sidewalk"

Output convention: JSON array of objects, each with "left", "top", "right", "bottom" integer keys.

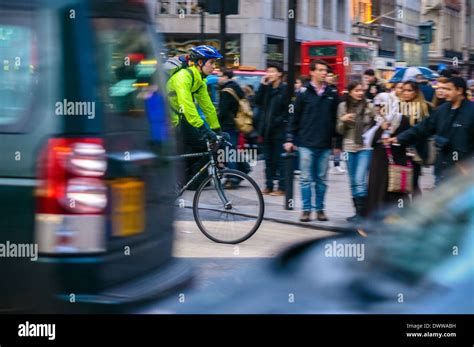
[{"left": 247, "top": 159, "right": 435, "bottom": 233}]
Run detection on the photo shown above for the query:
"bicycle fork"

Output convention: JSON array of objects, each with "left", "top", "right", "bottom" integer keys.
[{"left": 209, "top": 159, "right": 233, "bottom": 210}]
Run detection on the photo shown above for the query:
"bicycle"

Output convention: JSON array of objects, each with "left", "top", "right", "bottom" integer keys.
[{"left": 175, "top": 135, "right": 264, "bottom": 244}]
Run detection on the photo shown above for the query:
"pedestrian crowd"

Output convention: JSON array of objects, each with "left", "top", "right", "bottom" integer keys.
[
  {"left": 170, "top": 48, "right": 474, "bottom": 224},
  {"left": 257, "top": 62, "right": 474, "bottom": 223}
]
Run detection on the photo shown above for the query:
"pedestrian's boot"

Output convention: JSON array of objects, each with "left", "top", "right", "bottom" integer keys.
[
  {"left": 347, "top": 197, "right": 365, "bottom": 223},
  {"left": 346, "top": 197, "right": 358, "bottom": 222},
  {"left": 359, "top": 196, "right": 368, "bottom": 218},
  {"left": 316, "top": 210, "right": 329, "bottom": 221},
  {"left": 299, "top": 211, "right": 311, "bottom": 222}
]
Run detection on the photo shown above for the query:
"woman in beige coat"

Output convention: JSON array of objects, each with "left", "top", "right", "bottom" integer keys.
[{"left": 337, "top": 82, "right": 376, "bottom": 222}]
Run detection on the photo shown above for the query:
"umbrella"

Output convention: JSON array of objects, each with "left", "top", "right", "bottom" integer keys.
[{"left": 389, "top": 66, "right": 439, "bottom": 83}]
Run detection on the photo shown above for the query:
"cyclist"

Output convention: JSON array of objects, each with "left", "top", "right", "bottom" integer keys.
[
  {"left": 167, "top": 45, "right": 223, "bottom": 187},
  {"left": 167, "top": 45, "right": 223, "bottom": 142}
]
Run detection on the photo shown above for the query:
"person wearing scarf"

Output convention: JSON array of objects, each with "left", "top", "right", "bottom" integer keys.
[
  {"left": 366, "top": 92, "right": 412, "bottom": 217},
  {"left": 337, "top": 82, "right": 376, "bottom": 222}
]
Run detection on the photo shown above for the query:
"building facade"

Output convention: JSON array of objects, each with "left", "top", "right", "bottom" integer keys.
[
  {"left": 395, "top": 0, "right": 422, "bottom": 67},
  {"left": 465, "top": 0, "right": 474, "bottom": 78},
  {"left": 350, "top": 0, "right": 397, "bottom": 79},
  {"left": 154, "top": 0, "right": 352, "bottom": 71},
  {"left": 422, "top": 0, "right": 473, "bottom": 77},
  {"left": 350, "top": 0, "right": 380, "bottom": 59}
]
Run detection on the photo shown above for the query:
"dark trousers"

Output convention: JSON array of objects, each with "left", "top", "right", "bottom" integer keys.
[
  {"left": 263, "top": 138, "right": 285, "bottom": 191},
  {"left": 177, "top": 118, "right": 209, "bottom": 189},
  {"left": 413, "top": 163, "right": 422, "bottom": 196}
]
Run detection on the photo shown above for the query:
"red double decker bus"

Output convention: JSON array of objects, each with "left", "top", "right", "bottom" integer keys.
[{"left": 301, "top": 41, "right": 372, "bottom": 94}]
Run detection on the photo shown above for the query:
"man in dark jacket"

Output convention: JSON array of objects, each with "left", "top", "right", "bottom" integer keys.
[
  {"left": 256, "top": 63, "right": 288, "bottom": 196},
  {"left": 218, "top": 69, "right": 245, "bottom": 132},
  {"left": 385, "top": 77, "right": 474, "bottom": 184},
  {"left": 284, "top": 60, "right": 340, "bottom": 222},
  {"left": 363, "top": 69, "right": 385, "bottom": 100},
  {"left": 218, "top": 69, "right": 250, "bottom": 187}
]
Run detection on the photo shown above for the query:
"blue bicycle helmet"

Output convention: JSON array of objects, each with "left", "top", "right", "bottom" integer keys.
[{"left": 189, "top": 45, "right": 223, "bottom": 61}]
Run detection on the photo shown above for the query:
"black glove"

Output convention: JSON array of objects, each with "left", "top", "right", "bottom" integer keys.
[
  {"left": 198, "top": 124, "right": 218, "bottom": 142},
  {"left": 221, "top": 131, "right": 231, "bottom": 142}
]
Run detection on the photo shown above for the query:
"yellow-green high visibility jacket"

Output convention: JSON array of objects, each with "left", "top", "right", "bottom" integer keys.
[{"left": 166, "top": 65, "right": 220, "bottom": 130}]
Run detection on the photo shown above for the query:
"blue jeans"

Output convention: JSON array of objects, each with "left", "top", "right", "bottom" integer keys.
[
  {"left": 299, "top": 147, "right": 331, "bottom": 212},
  {"left": 346, "top": 150, "right": 372, "bottom": 198}
]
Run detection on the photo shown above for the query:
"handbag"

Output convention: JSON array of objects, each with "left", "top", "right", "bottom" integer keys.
[{"left": 386, "top": 145, "right": 413, "bottom": 194}]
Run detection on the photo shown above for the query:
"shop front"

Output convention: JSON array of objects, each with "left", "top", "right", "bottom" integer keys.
[{"left": 161, "top": 34, "right": 241, "bottom": 69}]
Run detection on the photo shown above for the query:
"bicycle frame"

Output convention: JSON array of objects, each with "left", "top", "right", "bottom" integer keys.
[
  {"left": 176, "top": 154, "right": 211, "bottom": 197},
  {"left": 175, "top": 138, "right": 232, "bottom": 209}
]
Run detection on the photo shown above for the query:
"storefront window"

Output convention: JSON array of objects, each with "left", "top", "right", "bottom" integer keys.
[
  {"left": 164, "top": 35, "right": 240, "bottom": 68},
  {"left": 266, "top": 37, "right": 284, "bottom": 65}
]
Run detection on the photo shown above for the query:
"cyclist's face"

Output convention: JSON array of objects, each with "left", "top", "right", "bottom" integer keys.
[{"left": 201, "top": 59, "right": 216, "bottom": 76}]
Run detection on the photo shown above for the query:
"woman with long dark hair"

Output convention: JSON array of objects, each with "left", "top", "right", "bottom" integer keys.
[
  {"left": 337, "top": 82, "right": 376, "bottom": 221},
  {"left": 399, "top": 81, "right": 432, "bottom": 196}
]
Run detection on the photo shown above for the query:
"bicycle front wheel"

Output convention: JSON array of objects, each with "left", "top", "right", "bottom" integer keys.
[{"left": 193, "top": 169, "right": 264, "bottom": 244}]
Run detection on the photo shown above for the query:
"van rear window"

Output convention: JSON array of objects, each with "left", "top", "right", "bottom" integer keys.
[
  {"left": 93, "top": 18, "right": 163, "bottom": 134},
  {"left": 0, "top": 15, "right": 38, "bottom": 131}
]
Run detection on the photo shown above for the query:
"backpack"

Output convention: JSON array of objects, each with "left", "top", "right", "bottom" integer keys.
[
  {"left": 165, "top": 56, "right": 202, "bottom": 113},
  {"left": 163, "top": 56, "right": 188, "bottom": 77},
  {"left": 163, "top": 55, "right": 196, "bottom": 85},
  {"left": 222, "top": 87, "right": 254, "bottom": 135}
]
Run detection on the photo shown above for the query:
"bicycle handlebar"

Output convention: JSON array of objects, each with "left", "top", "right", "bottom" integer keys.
[{"left": 207, "top": 134, "right": 233, "bottom": 148}]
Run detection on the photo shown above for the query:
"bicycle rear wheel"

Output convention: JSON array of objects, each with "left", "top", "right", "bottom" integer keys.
[{"left": 192, "top": 169, "right": 264, "bottom": 244}]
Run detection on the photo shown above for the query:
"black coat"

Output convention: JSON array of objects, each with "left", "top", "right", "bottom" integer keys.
[
  {"left": 367, "top": 116, "right": 411, "bottom": 217},
  {"left": 365, "top": 78, "right": 385, "bottom": 100},
  {"left": 287, "top": 82, "right": 340, "bottom": 148},
  {"left": 397, "top": 99, "right": 474, "bottom": 176},
  {"left": 218, "top": 80, "right": 245, "bottom": 132},
  {"left": 255, "top": 82, "right": 288, "bottom": 140}
]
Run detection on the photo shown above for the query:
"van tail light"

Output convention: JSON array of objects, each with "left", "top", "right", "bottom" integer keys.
[
  {"left": 36, "top": 138, "right": 107, "bottom": 214},
  {"left": 35, "top": 138, "right": 107, "bottom": 254},
  {"left": 68, "top": 142, "right": 107, "bottom": 177},
  {"left": 60, "top": 178, "right": 107, "bottom": 214}
]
